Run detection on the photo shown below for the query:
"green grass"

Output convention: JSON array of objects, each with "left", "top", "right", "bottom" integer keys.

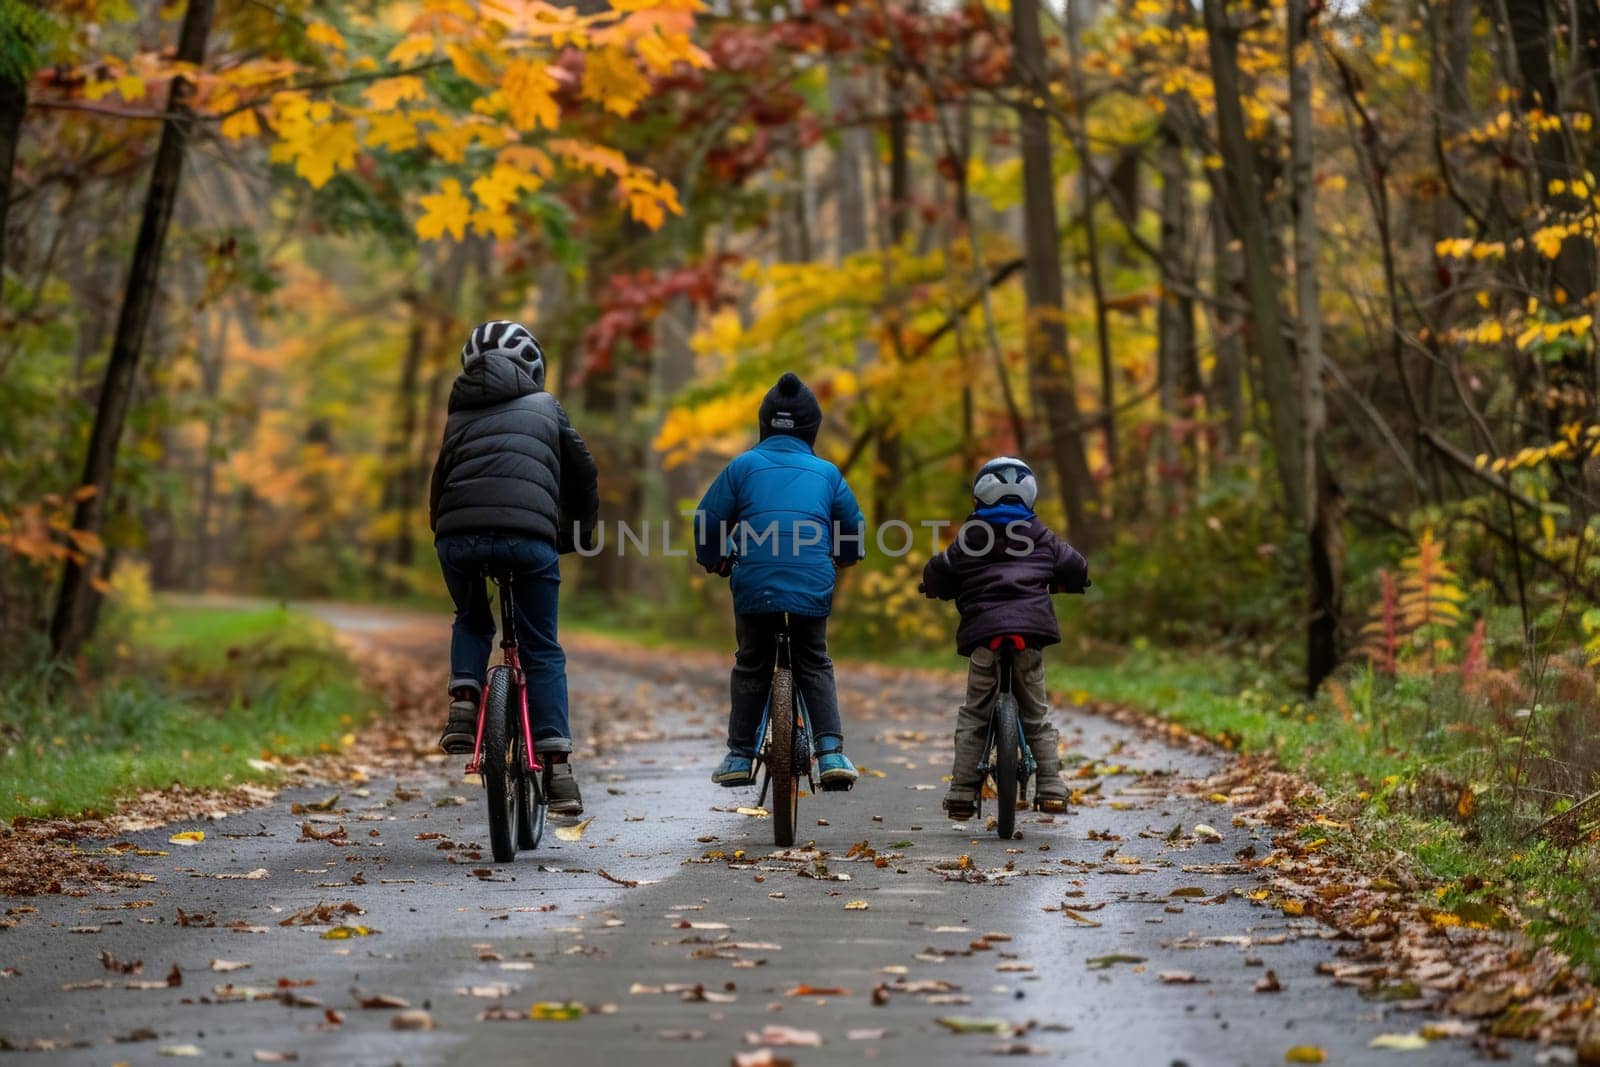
[{"left": 0, "top": 603, "right": 374, "bottom": 821}]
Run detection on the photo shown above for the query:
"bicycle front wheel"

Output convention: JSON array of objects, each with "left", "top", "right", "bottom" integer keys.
[
  {"left": 483, "top": 669, "right": 519, "bottom": 863},
  {"left": 514, "top": 728, "right": 545, "bottom": 850},
  {"left": 994, "top": 691, "right": 1020, "bottom": 840},
  {"left": 769, "top": 668, "right": 799, "bottom": 848}
]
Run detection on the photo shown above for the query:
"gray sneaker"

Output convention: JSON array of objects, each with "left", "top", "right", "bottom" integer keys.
[{"left": 546, "top": 762, "right": 583, "bottom": 816}]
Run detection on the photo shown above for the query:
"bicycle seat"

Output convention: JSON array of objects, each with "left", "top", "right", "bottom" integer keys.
[{"left": 987, "top": 635, "right": 1027, "bottom": 651}]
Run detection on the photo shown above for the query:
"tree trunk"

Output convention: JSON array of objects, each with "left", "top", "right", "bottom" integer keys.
[
  {"left": 1012, "top": 0, "right": 1103, "bottom": 549},
  {"left": 376, "top": 299, "right": 427, "bottom": 589},
  {"left": 1202, "top": 0, "right": 1304, "bottom": 520},
  {"left": 0, "top": 65, "right": 25, "bottom": 301},
  {"left": 874, "top": 63, "right": 912, "bottom": 522},
  {"left": 1208, "top": 198, "right": 1245, "bottom": 452},
  {"left": 1156, "top": 116, "right": 1197, "bottom": 509},
  {"left": 1290, "top": 0, "right": 1341, "bottom": 694},
  {"left": 829, "top": 66, "right": 870, "bottom": 261},
  {"left": 1065, "top": 0, "right": 1117, "bottom": 485},
  {"left": 50, "top": 0, "right": 214, "bottom": 658}
]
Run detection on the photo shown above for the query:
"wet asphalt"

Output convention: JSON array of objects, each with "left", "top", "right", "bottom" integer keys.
[{"left": 0, "top": 606, "right": 1538, "bottom": 1066}]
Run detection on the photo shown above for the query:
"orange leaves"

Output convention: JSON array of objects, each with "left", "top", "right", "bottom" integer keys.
[
  {"left": 501, "top": 59, "right": 561, "bottom": 131},
  {"left": 0, "top": 489, "right": 102, "bottom": 571},
  {"left": 580, "top": 46, "right": 652, "bottom": 116}
]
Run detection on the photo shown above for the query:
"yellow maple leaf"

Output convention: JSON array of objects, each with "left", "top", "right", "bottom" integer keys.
[
  {"left": 580, "top": 45, "right": 650, "bottom": 117},
  {"left": 502, "top": 58, "right": 560, "bottom": 131},
  {"left": 471, "top": 208, "right": 517, "bottom": 240},
  {"left": 365, "top": 110, "right": 420, "bottom": 152},
  {"left": 364, "top": 76, "right": 427, "bottom": 110},
  {"left": 550, "top": 138, "right": 628, "bottom": 176},
  {"left": 296, "top": 120, "right": 360, "bottom": 188},
  {"left": 446, "top": 42, "right": 497, "bottom": 87},
  {"left": 471, "top": 164, "right": 539, "bottom": 214},
  {"left": 305, "top": 20, "right": 346, "bottom": 51},
  {"left": 417, "top": 179, "right": 472, "bottom": 241},
  {"left": 425, "top": 122, "right": 477, "bottom": 163},
  {"left": 388, "top": 34, "right": 437, "bottom": 65},
  {"left": 219, "top": 108, "right": 261, "bottom": 140}
]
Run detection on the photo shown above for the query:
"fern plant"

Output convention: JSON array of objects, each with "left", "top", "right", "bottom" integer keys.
[{"left": 1358, "top": 528, "right": 1470, "bottom": 673}]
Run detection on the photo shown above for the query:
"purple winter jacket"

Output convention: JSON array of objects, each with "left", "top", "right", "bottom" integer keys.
[{"left": 922, "top": 513, "right": 1089, "bottom": 656}]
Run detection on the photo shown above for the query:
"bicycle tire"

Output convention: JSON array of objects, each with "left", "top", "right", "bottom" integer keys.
[
  {"left": 769, "top": 667, "right": 798, "bottom": 848},
  {"left": 994, "top": 691, "right": 1020, "bottom": 840},
  {"left": 483, "top": 669, "right": 518, "bottom": 863},
  {"left": 514, "top": 726, "right": 545, "bottom": 850}
]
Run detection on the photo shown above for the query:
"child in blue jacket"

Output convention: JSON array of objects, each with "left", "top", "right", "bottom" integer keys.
[{"left": 694, "top": 373, "right": 865, "bottom": 789}]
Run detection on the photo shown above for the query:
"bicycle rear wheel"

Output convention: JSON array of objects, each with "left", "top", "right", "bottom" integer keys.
[
  {"left": 994, "top": 692, "right": 1020, "bottom": 840},
  {"left": 514, "top": 729, "right": 545, "bottom": 850},
  {"left": 769, "top": 668, "right": 799, "bottom": 848},
  {"left": 483, "top": 669, "right": 519, "bottom": 863}
]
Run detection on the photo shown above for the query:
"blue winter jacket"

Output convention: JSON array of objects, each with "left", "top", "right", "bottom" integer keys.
[{"left": 693, "top": 436, "right": 866, "bottom": 617}]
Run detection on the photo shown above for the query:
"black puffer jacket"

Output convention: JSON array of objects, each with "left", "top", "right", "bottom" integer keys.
[
  {"left": 922, "top": 514, "right": 1089, "bottom": 656},
  {"left": 428, "top": 351, "right": 599, "bottom": 550}
]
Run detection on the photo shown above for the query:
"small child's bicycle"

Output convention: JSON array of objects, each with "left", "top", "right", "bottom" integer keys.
[
  {"left": 976, "top": 634, "right": 1036, "bottom": 840},
  {"left": 464, "top": 572, "right": 548, "bottom": 863},
  {"left": 752, "top": 612, "right": 820, "bottom": 848}
]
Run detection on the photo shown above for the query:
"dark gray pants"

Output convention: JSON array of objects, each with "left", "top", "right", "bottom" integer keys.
[
  {"left": 728, "top": 613, "right": 843, "bottom": 755},
  {"left": 949, "top": 645, "right": 1062, "bottom": 791}
]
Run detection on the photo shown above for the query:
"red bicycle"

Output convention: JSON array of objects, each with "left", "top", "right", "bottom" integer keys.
[{"left": 464, "top": 573, "right": 548, "bottom": 862}]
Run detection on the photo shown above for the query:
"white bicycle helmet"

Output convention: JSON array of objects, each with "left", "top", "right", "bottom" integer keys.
[
  {"left": 973, "top": 455, "right": 1038, "bottom": 509},
  {"left": 462, "top": 320, "right": 545, "bottom": 383}
]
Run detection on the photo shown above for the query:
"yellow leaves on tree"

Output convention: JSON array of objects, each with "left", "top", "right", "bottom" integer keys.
[
  {"left": 502, "top": 59, "right": 561, "bottom": 131},
  {"left": 267, "top": 96, "right": 358, "bottom": 188},
  {"left": 416, "top": 179, "right": 473, "bottom": 241},
  {"left": 581, "top": 46, "right": 652, "bottom": 116},
  {"left": 364, "top": 76, "right": 427, "bottom": 111}
]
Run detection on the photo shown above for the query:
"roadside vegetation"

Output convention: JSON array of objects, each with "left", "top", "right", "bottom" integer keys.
[{"left": 0, "top": 595, "right": 371, "bottom": 822}]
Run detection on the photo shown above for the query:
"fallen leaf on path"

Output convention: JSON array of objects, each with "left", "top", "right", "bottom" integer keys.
[
  {"left": 843, "top": 900, "right": 869, "bottom": 910},
  {"left": 1254, "top": 970, "right": 1283, "bottom": 993},
  {"left": 989, "top": 1043, "right": 1048, "bottom": 1056},
  {"left": 746, "top": 1026, "right": 821, "bottom": 1047},
  {"left": 320, "top": 925, "right": 377, "bottom": 939},
  {"left": 1158, "top": 971, "right": 1205, "bottom": 984},
  {"left": 732, "top": 1051, "right": 794, "bottom": 1067},
  {"left": 736, "top": 806, "right": 769, "bottom": 818},
  {"left": 554, "top": 817, "right": 594, "bottom": 842},
  {"left": 168, "top": 831, "right": 205, "bottom": 846},
  {"left": 1284, "top": 1047, "right": 1326, "bottom": 1064},
  {"left": 253, "top": 1052, "right": 299, "bottom": 1063},
  {"left": 62, "top": 979, "right": 113, "bottom": 991},
  {"left": 936, "top": 1017, "right": 1013, "bottom": 1034},
  {"left": 159, "top": 1045, "right": 204, "bottom": 1057},
  {"left": 99, "top": 949, "right": 142, "bottom": 974},
  {"left": 1085, "top": 954, "right": 1145, "bottom": 970},
  {"left": 848, "top": 1029, "right": 892, "bottom": 1040},
  {"left": 390, "top": 1010, "right": 434, "bottom": 1030},
  {"left": 458, "top": 983, "right": 516, "bottom": 998},
  {"left": 1060, "top": 909, "right": 1102, "bottom": 927},
  {"left": 786, "top": 985, "right": 849, "bottom": 997},
  {"left": 597, "top": 868, "right": 637, "bottom": 887},
  {"left": 210, "top": 959, "right": 251, "bottom": 972},
  {"left": 1369, "top": 1033, "right": 1429, "bottom": 1050},
  {"left": 1193, "top": 824, "right": 1223, "bottom": 842},
  {"left": 358, "top": 993, "right": 409, "bottom": 1009},
  {"left": 529, "top": 1001, "right": 586, "bottom": 1020}
]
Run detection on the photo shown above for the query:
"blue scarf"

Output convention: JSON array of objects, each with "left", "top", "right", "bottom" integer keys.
[{"left": 972, "top": 501, "right": 1035, "bottom": 525}]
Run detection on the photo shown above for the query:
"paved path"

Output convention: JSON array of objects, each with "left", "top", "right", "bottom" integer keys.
[{"left": 0, "top": 606, "right": 1525, "bottom": 1065}]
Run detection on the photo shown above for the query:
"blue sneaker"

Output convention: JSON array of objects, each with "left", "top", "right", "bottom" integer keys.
[
  {"left": 711, "top": 750, "right": 755, "bottom": 787},
  {"left": 816, "top": 747, "right": 857, "bottom": 791}
]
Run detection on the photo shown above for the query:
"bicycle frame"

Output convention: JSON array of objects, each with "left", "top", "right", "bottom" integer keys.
[{"left": 465, "top": 575, "right": 543, "bottom": 779}]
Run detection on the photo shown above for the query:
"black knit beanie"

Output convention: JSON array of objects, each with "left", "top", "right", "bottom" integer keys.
[{"left": 758, "top": 372, "right": 822, "bottom": 446}]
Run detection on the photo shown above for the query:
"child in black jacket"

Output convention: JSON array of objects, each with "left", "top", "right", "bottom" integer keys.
[{"left": 921, "top": 457, "right": 1089, "bottom": 819}]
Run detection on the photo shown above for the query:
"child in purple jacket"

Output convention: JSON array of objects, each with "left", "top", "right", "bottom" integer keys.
[{"left": 921, "top": 457, "right": 1089, "bottom": 819}]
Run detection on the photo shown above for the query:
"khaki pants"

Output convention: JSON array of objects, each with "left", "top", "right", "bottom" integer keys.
[{"left": 949, "top": 645, "right": 1064, "bottom": 794}]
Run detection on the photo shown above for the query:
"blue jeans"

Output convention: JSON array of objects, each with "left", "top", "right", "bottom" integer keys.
[{"left": 436, "top": 533, "right": 571, "bottom": 753}]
